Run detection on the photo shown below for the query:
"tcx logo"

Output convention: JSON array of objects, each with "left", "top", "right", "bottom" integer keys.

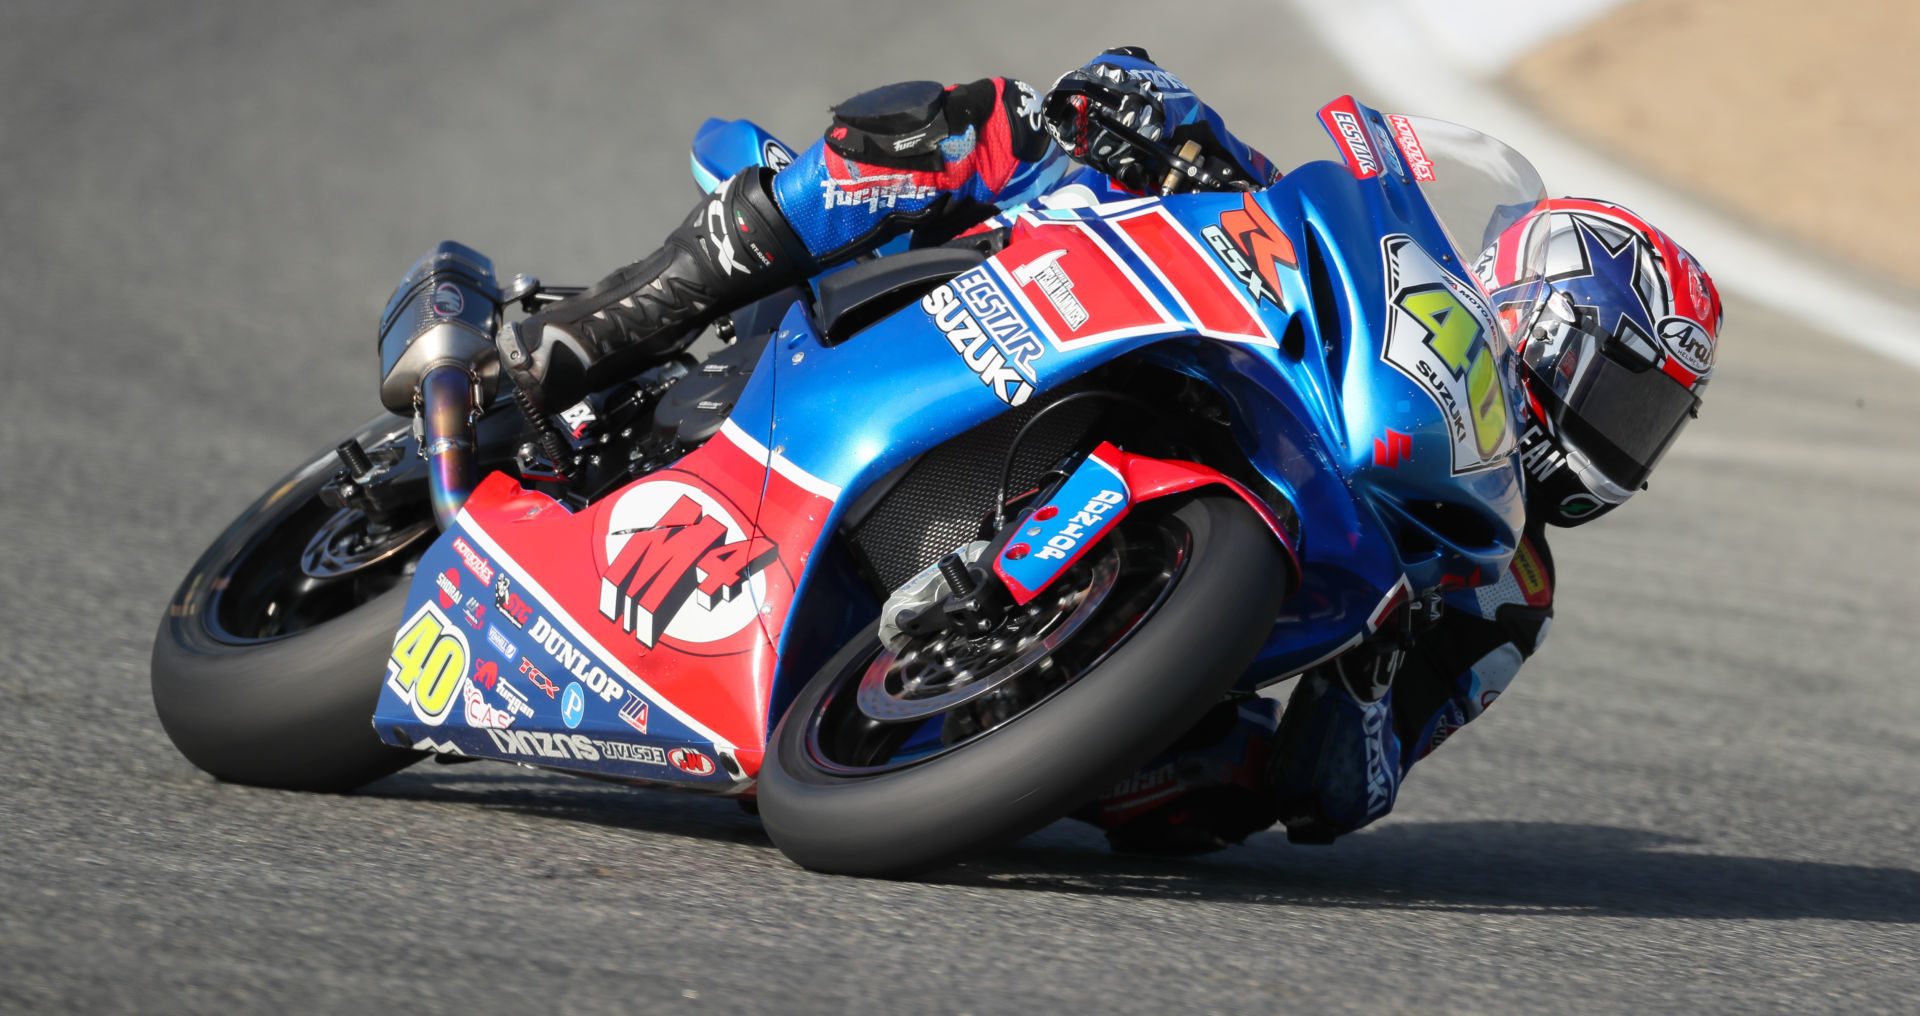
[{"left": 1034, "top": 489, "right": 1125, "bottom": 561}]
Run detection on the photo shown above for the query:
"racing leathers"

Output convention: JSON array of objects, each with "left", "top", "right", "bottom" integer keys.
[{"left": 500, "top": 47, "right": 1550, "bottom": 854}]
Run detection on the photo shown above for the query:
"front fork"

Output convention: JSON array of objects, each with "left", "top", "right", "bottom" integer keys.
[{"left": 990, "top": 442, "right": 1299, "bottom": 606}]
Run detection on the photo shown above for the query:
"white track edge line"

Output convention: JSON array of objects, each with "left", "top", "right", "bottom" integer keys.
[{"left": 1285, "top": 0, "right": 1920, "bottom": 374}]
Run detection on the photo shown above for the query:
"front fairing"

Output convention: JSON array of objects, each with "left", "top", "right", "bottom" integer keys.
[{"left": 757, "top": 153, "right": 1526, "bottom": 680}]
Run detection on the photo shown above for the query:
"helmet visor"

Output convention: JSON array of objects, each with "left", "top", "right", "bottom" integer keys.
[{"left": 1521, "top": 294, "right": 1701, "bottom": 492}]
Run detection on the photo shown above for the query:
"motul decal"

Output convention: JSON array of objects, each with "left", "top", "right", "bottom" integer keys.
[{"left": 599, "top": 480, "right": 778, "bottom": 649}]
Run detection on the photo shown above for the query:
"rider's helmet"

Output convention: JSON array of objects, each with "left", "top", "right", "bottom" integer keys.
[{"left": 1475, "top": 198, "right": 1723, "bottom": 526}]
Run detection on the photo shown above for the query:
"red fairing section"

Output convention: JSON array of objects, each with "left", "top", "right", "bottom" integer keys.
[
  {"left": 1099, "top": 446, "right": 1299, "bottom": 578},
  {"left": 1316, "top": 96, "right": 1384, "bottom": 180},
  {"left": 457, "top": 427, "right": 836, "bottom": 777},
  {"left": 992, "top": 217, "right": 1278, "bottom": 351}
]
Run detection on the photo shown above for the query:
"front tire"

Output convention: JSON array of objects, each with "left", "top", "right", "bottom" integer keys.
[
  {"left": 758, "top": 493, "right": 1288, "bottom": 877},
  {"left": 151, "top": 416, "right": 430, "bottom": 792}
]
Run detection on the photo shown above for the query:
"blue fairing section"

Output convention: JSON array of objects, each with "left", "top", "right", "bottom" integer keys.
[{"left": 690, "top": 117, "right": 796, "bottom": 192}]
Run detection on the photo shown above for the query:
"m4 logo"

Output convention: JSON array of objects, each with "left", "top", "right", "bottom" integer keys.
[{"left": 599, "top": 493, "right": 778, "bottom": 648}]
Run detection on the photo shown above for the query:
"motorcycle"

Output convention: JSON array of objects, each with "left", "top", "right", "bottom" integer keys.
[{"left": 151, "top": 95, "right": 1550, "bottom": 876}]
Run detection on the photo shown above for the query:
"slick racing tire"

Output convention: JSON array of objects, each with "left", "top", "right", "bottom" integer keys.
[
  {"left": 151, "top": 416, "right": 430, "bottom": 792},
  {"left": 759, "top": 493, "right": 1289, "bottom": 877}
]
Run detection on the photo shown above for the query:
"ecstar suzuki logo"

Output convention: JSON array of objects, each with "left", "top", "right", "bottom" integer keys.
[
  {"left": 599, "top": 481, "right": 778, "bottom": 649},
  {"left": 1329, "top": 109, "right": 1380, "bottom": 176}
]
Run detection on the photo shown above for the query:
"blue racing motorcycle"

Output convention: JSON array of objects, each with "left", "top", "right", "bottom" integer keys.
[{"left": 151, "top": 95, "right": 1550, "bottom": 876}]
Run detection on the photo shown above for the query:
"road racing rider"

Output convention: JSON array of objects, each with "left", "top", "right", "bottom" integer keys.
[{"left": 495, "top": 47, "right": 1725, "bottom": 854}]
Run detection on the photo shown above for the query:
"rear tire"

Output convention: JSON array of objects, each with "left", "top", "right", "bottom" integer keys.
[
  {"left": 151, "top": 417, "right": 428, "bottom": 792},
  {"left": 758, "top": 493, "right": 1288, "bottom": 877}
]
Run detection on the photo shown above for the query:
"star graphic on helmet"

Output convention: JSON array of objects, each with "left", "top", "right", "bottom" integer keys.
[{"left": 1564, "top": 216, "right": 1656, "bottom": 343}]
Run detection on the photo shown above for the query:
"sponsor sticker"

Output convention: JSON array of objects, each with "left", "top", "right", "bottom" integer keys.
[
  {"left": 668, "top": 747, "right": 716, "bottom": 776},
  {"left": 529, "top": 616, "right": 625, "bottom": 702},
  {"left": 494, "top": 573, "right": 533, "bottom": 628},
  {"left": 519, "top": 658, "right": 558, "bottom": 698},
  {"left": 921, "top": 267, "right": 1045, "bottom": 407},
  {"left": 485, "top": 624, "right": 518, "bottom": 661},
  {"left": 1011, "top": 250, "right": 1089, "bottom": 329},
  {"left": 1378, "top": 235, "right": 1515, "bottom": 474},
  {"left": 619, "top": 695, "right": 650, "bottom": 735},
  {"left": 1386, "top": 114, "right": 1436, "bottom": 182},
  {"left": 436, "top": 568, "right": 460, "bottom": 610},
  {"left": 561, "top": 683, "right": 586, "bottom": 729},
  {"left": 1327, "top": 108, "right": 1380, "bottom": 178},
  {"left": 598, "top": 481, "right": 777, "bottom": 649},
  {"left": 451, "top": 537, "right": 494, "bottom": 585}
]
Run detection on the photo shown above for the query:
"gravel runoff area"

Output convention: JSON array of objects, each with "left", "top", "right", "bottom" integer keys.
[{"left": 1508, "top": 0, "right": 1920, "bottom": 290}]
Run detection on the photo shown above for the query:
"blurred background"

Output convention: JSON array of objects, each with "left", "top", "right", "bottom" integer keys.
[{"left": 2, "top": 1, "right": 1916, "bottom": 1013}]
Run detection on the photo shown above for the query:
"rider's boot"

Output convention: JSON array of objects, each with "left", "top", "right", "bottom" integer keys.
[
  {"left": 1266, "top": 643, "right": 1406, "bottom": 845},
  {"left": 497, "top": 166, "right": 816, "bottom": 412}
]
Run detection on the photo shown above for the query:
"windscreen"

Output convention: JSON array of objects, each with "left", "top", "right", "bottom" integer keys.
[{"left": 1388, "top": 114, "right": 1552, "bottom": 349}]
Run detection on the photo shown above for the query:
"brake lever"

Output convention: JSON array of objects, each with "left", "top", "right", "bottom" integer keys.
[{"left": 1082, "top": 109, "right": 1252, "bottom": 194}]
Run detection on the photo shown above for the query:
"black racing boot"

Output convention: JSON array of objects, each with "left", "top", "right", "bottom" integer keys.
[{"left": 498, "top": 167, "right": 815, "bottom": 412}]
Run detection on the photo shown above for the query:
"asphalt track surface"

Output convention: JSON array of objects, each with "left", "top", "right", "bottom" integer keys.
[{"left": 3, "top": 2, "right": 1918, "bottom": 1013}]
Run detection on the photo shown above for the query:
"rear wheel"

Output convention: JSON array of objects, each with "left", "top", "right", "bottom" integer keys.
[
  {"left": 151, "top": 416, "right": 434, "bottom": 792},
  {"left": 758, "top": 493, "right": 1288, "bottom": 877}
]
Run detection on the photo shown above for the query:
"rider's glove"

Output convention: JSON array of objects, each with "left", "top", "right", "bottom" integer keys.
[{"left": 1043, "top": 58, "right": 1166, "bottom": 192}]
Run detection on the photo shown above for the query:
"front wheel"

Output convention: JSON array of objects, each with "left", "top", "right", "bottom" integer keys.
[
  {"left": 758, "top": 493, "right": 1289, "bottom": 877},
  {"left": 151, "top": 416, "right": 434, "bottom": 792}
]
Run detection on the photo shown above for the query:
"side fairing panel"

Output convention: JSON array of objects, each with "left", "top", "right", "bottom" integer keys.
[{"left": 372, "top": 413, "right": 839, "bottom": 787}]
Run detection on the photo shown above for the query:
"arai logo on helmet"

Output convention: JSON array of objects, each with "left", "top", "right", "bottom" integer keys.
[
  {"left": 431, "top": 282, "right": 464, "bottom": 317},
  {"left": 1658, "top": 317, "right": 1715, "bottom": 377}
]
